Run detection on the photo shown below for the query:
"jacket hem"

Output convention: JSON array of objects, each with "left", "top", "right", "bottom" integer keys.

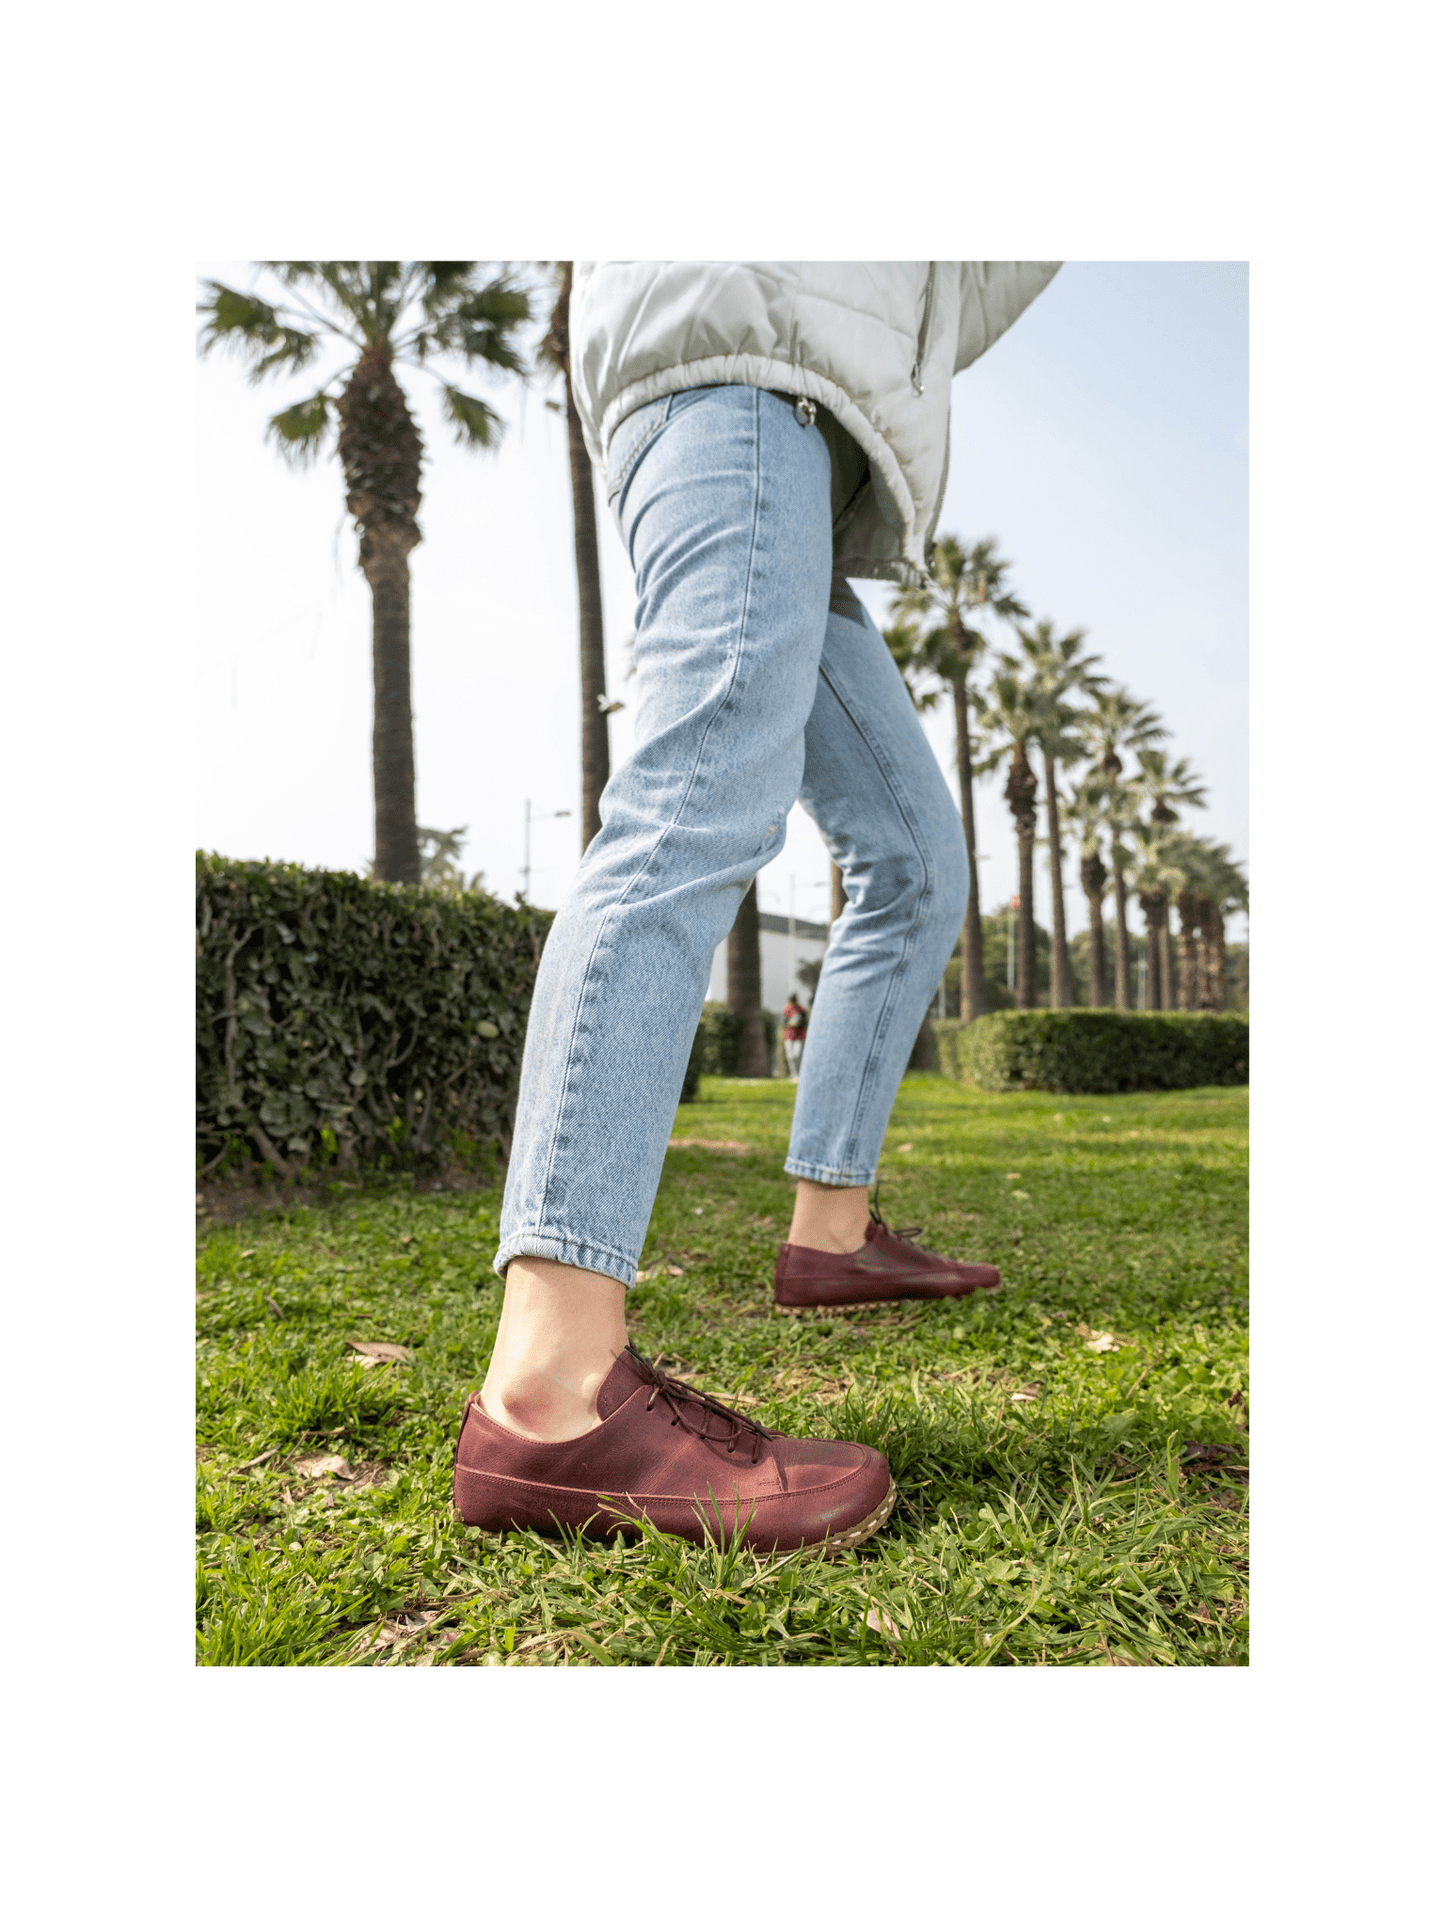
[{"left": 596, "top": 357, "right": 926, "bottom": 579}]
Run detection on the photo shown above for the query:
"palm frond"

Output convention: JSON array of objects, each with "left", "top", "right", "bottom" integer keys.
[
  {"left": 265, "top": 391, "right": 333, "bottom": 466},
  {"left": 197, "top": 282, "right": 322, "bottom": 381},
  {"left": 257, "top": 262, "right": 371, "bottom": 332},
  {"left": 1136, "top": 747, "right": 1209, "bottom": 818},
  {"left": 420, "top": 277, "right": 532, "bottom": 372},
  {"left": 418, "top": 263, "right": 479, "bottom": 314},
  {"left": 883, "top": 618, "right": 938, "bottom": 712},
  {"left": 440, "top": 384, "right": 503, "bottom": 447}
]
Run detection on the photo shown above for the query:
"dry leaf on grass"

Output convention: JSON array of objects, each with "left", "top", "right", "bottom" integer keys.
[
  {"left": 1004, "top": 1172, "right": 1021, "bottom": 1180},
  {"left": 866, "top": 1605, "right": 901, "bottom": 1640},
  {"left": 295, "top": 1454, "right": 352, "bottom": 1479},
  {"left": 1082, "top": 1331, "right": 1123, "bottom": 1354},
  {"left": 347, "top": 1340, "right": 412, "bottom": 1365},
  {"left": 668, "top": 1137, "right": 752, "bottom": 1153},
  {"left": 895, "top": 1142, "right": 914, "bottom": 1153},
  {"left": 636, "top": 1264, "right": 686, "bottom": 1281},
  {"left": 1010, "top": 1385, "right": 1042, "bottom": 1401}
]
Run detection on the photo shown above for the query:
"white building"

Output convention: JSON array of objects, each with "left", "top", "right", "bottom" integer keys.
[{"left": 705, "top": 912, "right": 830, "bottom": 1013}]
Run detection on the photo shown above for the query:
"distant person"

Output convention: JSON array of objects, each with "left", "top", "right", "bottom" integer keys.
[
  {"left": 782, "top": 992, "right": 809, "bottom": 1080},
  {"left": 454, "top": 261, "right": 1059, "bottom": 1558}
]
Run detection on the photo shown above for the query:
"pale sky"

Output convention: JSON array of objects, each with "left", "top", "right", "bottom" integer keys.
[{"left": 196, "top": 260, "right": 1247, "bottom": 942}]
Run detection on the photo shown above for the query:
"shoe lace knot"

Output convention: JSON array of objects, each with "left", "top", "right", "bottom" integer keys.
[{"left": 629, "top": 1344, "right": 769, "bottom": 1465}]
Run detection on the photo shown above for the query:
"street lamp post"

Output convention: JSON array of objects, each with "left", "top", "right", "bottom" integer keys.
[{"left": 522, "top": 797, "right": 571, "bottom": 901}]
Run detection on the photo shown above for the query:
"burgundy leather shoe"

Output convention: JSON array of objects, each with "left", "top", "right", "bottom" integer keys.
[
  {"left": 452, "top": 1344, "right": 896, "bottom": 1557},
  {"left": 774, "top": 1208, "right": 1002, "bottom": 1309}
]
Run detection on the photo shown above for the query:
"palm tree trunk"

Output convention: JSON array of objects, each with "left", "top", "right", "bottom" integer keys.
[
  {"left": 1178, "top": 892, "right": 1200, "bottom": 1008},
  {"left": 1043, "top": 754, "right": 1072, "bottom": 1007},
  {"left": 552, "top": 264, "right": 610, "bottom": 852},
  {"left": 952, "top": 678, "right": 986, "bottom": 1023},
  {"left": 1143, "top": 901, "right": 1162, "bottom": 1009},
  {"left": 1081, "top": 852, "right": 1107, "bottom": 1007},
  {"left": 1018, "top": 826, "right": 1037, "bottom": 1007},
  {"left": 365, "top": 523, "right": 421, "bottom": 884},
  {"left": 1159, "top": 906, "right": 1175, "bottom": 1009},
  {"left": 728, "top": 880, "right": 770, "bottom": 1076},
  {"left": 338, "top": 338, "right": 423, "bottom": 886},
  {"left": 1088, "top": 896, "right": 1107, "bottom": 1004},
  {"left": 1202, "top": 900, "right": 1226, "bottom": 1011},
  {"left": 1111, "top": 844, "right": 1131, "bottom": 1009}
]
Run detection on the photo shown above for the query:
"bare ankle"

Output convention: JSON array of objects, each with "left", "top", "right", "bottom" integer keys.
[
  {"left": 480, "top": 1256, "right": 627, "bottom": 1441},
  {"left": 480, "top": 1367, "right": 605, "bottom": 1442},
  {"left": 787, "top": 1180, "right": 870, "bottom": 1254}
]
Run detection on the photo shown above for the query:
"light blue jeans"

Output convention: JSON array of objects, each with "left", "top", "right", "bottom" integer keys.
[{"left": 495, "top": 386, "right": 967, "bottom": 1287}]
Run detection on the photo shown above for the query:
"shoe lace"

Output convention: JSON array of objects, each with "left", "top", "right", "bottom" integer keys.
[
  {"left": 628, "top": 1344, "right": 770, "bottom": 1465},
  {"left": 869, "top": 1184, "right": 923, "bottom": 1245}
]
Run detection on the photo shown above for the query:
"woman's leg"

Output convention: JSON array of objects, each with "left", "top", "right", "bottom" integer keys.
[
  {"left": 783, "top": 593, "right": 970, "bottom": 1249},
  {"left": 484, "top": 386, "right": 834, "bottom": 1433}
]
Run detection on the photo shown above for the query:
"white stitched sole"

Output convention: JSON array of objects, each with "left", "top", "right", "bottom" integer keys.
[
  {"left": 791, "top": 1477, "right": 898, "bottom": 1560},
  {"left": 451, "top": 1476, "right": 899, "bottom": 1558}
]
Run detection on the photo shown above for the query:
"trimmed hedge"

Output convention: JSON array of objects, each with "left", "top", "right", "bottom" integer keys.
[
  {"left": 197, "top": 854, "right": 553, "bottom": 1178},
  {"left": 693, "top": 1002, "right": 742, "bottom": 1077},
  {"left": 931, "top": 1009, "right": 1249, "bottom": 1094},
  {"left": 680, "top": 1002, "right": 778, "bottom": 1092}
]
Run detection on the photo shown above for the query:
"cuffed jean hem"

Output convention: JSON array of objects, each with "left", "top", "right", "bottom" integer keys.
[
  {"left": 492, "top": 1230, "right": 637, "bottom": 1289},
  {"left": 783, "top": 1156, "right": 878, "bottom": 1188}
]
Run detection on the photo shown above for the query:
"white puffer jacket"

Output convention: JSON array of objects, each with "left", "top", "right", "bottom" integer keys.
[{"left": 570, "top": 260, "right": 1061, "bottom": 585}]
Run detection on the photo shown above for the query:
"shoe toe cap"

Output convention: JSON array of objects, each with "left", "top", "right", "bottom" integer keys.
[
  {"left": 958, "top": 1262, "right": 1001, "bottom": 1288},
  {"left": 772, "top": 1433, "right": 890, "bottom": 1497}
]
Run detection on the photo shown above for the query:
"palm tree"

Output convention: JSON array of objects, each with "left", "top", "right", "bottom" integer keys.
[
  {"left": 888, "top": 536, "right": 1029, "bottom": 1022},
  {"left": 1134, "top": 750, "right": 1208, "bottom": 1005},
  {"left": 539, "top": 262, "right": 614, "bottom": 853},
  {"left": 728, "top": 880, "right": 770, "bottom": 1076},
  {"left": 1198, "top": 842, "right": 1249, "bottom": 1010},
  {"left": 976, "top": 668, "right": 1049, "bottom": 1008},
  {"left": 1167, "top": 834, "right": 1248, "bottom": 1010},
  {"left": 1062, "top": 774, "right": 1112, "bottom": 1006},
  {"left": 1131, "top": 821, "right": 1190, "bottom": 1009},
  {"left": 1081, "top": 688, "right": 1169, "bottom": 1009},
  {"left": 1172, "top": 835, "right": 1216, "bottom": 1009},
  {"left": 1003, "top": 620, "right": 1104, "bottom": 1007},
  {"left": 197, "top": 262, "right": 531, "bottom": 883}
]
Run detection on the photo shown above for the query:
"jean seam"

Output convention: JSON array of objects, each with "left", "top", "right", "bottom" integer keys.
[
  {"left": 811, "top": 658, "right": 936, "bottom": 1176},
  {"left": 606, "top": 400, "right": 670, "bottom": 515},
  {"left": 533, "top": 388, "right": 767, "bottom": 1238}
]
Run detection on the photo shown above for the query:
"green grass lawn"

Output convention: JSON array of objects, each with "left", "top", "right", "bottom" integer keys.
[{"left": 196, "top": 1073, "right": 1248, "bottom": 1666}]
